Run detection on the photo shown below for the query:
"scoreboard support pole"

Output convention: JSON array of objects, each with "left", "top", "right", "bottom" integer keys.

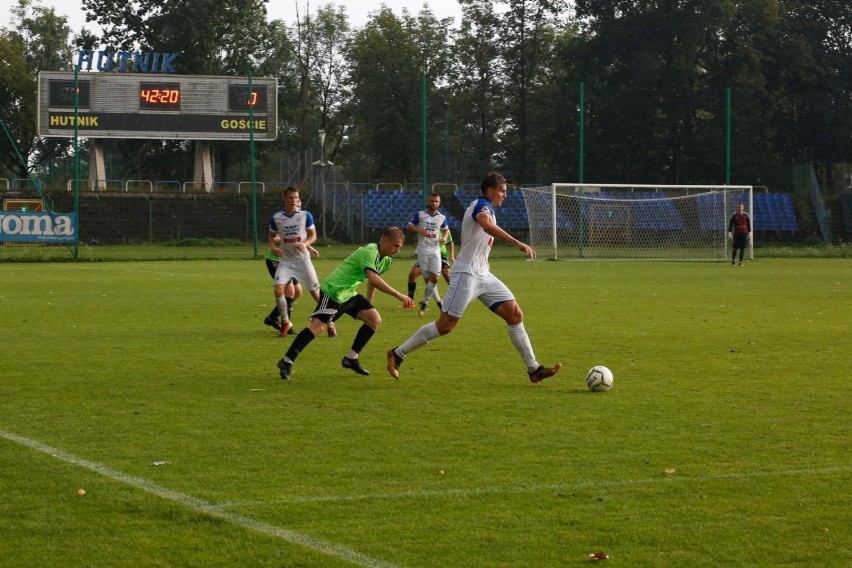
[
  {"left": 90, "top": 140, "right": 107, "bottom": 191},
  {"left": 194, "top": 142, "right": 213, "bottom": 190}
]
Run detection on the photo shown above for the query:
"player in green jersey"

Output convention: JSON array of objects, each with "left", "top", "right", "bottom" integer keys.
[{"left": 277, "top": 227, "right": 414, "bottom": 380}]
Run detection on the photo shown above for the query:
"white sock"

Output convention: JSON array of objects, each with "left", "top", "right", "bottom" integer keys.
[
  {"left": 398, "top": 322, "right": 440, "bottom": 356},
  {"left": 276, "top": 296, "right": 289, "bottom": 323},
  {"left": 507, "top": 322, "right": 538, "bottom": 370},
  {"left": 423, "top": 281, "right": 435, "bottom": 305},
  {"left": 432, "top": 284, "right": 442, "bottom": 303}
]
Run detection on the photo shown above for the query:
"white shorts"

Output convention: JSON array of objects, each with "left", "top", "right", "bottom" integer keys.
[
  {"left": 416, "top": 248, "right": 442, "bottom": 278},
  {"left": 273, "top": 260, "right": 320, "bottom": 293},
  {"left": 441, "top": 271, "right": 515, "bottom": 318}
]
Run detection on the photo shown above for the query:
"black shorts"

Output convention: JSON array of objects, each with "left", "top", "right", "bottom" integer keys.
[
  {"left": 733, "top": 233, "right": 748, "bottom": 249},
  {"left": 310, "top": 292, "right": 374, "bottom": 323},
  {"left": 265, "top": 258, "right": 278, "bottom": 279}
]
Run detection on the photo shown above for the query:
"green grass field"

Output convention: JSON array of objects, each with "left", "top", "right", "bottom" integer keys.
[{"left": 1, "top": 255, "right": 850, "bottom": 567}]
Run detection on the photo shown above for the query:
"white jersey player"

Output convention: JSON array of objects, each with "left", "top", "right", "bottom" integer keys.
[
  {"left": 406, "top": 192, "right": 449, "bottom": 315},
  {"left": 388, "top": 172, "right": 562, "bottom": 383},
  {"left": 268, "top": 186, "right": 322, "bottom": 336}
]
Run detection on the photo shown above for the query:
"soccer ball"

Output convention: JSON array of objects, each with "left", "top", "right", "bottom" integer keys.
[{"left": 586, "top": 365, "right": 614, "bottom": 392}]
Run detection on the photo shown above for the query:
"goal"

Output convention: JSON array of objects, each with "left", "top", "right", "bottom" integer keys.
[{"left": 520, "top": 184, "right": 753, "bottom": 260}]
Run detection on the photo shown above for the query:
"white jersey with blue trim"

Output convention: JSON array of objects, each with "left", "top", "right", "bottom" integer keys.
[
  {"left": 269, "top": 208, "right": 314, "bottom": 262},
  {"left": 408, "top": 209, "right": 448, "bottom": 254},
  {"left": 452, "top": 197, "right": 495, "bottom": 278}
]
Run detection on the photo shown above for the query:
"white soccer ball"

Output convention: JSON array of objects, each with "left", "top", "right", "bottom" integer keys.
[{"left": 586, "top": 365, "right": 614, "bottom": 392}]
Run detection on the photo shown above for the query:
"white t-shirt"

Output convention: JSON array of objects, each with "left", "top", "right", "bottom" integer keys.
[
  {"left": 408, "top": 209, "right": 448, "bottom": 254},
  {"left": 452, "top": 197, "right": 495, "bottom": 278},
  {"left": 269, "top": 208, "right": 314, "bottom": 263}
]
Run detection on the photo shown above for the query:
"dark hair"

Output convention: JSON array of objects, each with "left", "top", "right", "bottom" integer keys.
[
  {"left": 481, "top": 172, "right": 506, "bottom": 194},
  {"left": 284, "top": 186, "right": 299, "bottom": 196},
  {"left": 429, "top": 192, "right": 440, "bottom": 199}
]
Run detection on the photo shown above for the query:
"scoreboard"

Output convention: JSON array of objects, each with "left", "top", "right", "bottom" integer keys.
[{"left": 37, "top": 72, "right": 277, "bottom": 141}]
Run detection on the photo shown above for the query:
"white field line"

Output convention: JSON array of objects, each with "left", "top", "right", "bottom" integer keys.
[
  {"left": 216, "top": 465, "right": 852, "bottom": 508},
  {"left": 0, "top": 428, "right": 399, "bottom": 568}
]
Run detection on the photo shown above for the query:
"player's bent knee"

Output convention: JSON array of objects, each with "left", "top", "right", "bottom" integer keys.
[
  {"left": 496, "top": 301, "right": 523, "bottom": 325},
  {"left": 435, "top": 315, "right": 457, "bottom": 335},
  {"left": 359, "top": 309, "right": 381, "bottom": 330},
  {"left": 308, "top": 319, "right": 325, "bottom": 335}
]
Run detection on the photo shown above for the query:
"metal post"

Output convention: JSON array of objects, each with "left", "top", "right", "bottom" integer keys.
[
  {"left": 444, "top": 101, "right": 449, "bottom": 182},
  {"left": 421, "top": 74, "right": 428, "bottom": 206},
  {"left": 318, "top": 129, "right": 327, "bottom": 240},
  {"left": 249, "top": 72, "right": 257, "bottom": 258}
]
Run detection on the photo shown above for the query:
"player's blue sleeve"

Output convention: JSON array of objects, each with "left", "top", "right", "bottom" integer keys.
[
  {"left": 269, "top": 213, "right": 277, "bottom": 232},
  {"left": 470, "top": 199, "right": 492, "bottom": 222},
  {"left": 408, "top": 211, "right": 420, "bottom": 226},
  {"left": 304, "top": 211, "right": 315, "bottom": 228}
]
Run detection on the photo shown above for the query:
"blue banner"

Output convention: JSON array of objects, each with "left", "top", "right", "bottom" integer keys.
[{"left": 0, "top": 211, "right": 77, "bottom": 244}]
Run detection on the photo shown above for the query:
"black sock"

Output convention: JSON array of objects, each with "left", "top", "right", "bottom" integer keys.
[
  {"left": 407, "top": 282, "right": 416, "bottom": 299},
  {"left": 286, "top": 297, "right": 294, "bottom": 318},
  {"left": 285, "top": 328, "right": 316, "bottom": 362},
  {"left": 351, "top": 323, "right": 375, "bottom": 354},
  {"left": 267, "top": 306, "right": 279, "bottom": 320}
]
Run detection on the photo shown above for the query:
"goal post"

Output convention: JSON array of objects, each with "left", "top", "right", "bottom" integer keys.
[{"left": 520, "top": 184, "right": 753, "bottom": 261}]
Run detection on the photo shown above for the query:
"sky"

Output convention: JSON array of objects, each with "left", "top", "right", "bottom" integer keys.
[{"left": 0, "top": 0, "right": 464, "bottom": 34}]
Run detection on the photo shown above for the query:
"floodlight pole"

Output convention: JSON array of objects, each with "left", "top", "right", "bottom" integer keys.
[{"left": 318, "top": 129, "right": 327, "bottom": 240}]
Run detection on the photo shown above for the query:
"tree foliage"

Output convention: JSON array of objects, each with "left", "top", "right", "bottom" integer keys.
[
  {"left": 2, "top": 0, "right": 852, "bottom": 190},
  {"left": 347, "top": 7, "right": 452, "bottom": 181},
  {"left": 0, "top": 0, "right": 73, "bottom": 180}
]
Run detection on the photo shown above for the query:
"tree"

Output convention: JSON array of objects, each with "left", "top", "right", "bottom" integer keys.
[
  {"left": 499, "top": 0, "right": 567, "bottom": 182},
  {"left": 569, "top": 0, "right": 786, "bottom": 185},
  {"left": 282, "top": 3, "right": 353, "bottom": 185},
  {"left": 773, "top": 0, "right": 852, "bottom": 189},
  {"left": 449, "top": 0, "right": 511, "bottom": 178},
  {"left": 0, "top": 0, "right": 73, "bottom": 181},
  {"left": 347, "top": 7, "right": 452, "bottom": 181}
]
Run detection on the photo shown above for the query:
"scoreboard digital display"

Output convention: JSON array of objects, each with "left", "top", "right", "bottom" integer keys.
[
  {"left": 37, "top": 72, "right": 277, "bottom": 141},
  {"left": 139, "top": 82, "right": 181, "bottom": 110}
]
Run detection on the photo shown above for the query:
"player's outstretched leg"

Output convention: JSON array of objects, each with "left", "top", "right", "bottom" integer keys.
[
  {"left": 386, "top": 347, "right": 404, "bottom": 379},
  {"left": 528, "top": 363, "right": 562, "bottom": 383},
  {"left": 527, "top": 363, "right": 562, "bottom": 383}
]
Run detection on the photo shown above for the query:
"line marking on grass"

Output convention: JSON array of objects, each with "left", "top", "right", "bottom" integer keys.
[
  {"left": 0, "top": 427, "right": 399, "bottom": 568},
  {"left": 216, "top": 465, "right": 852, "bottom": 507}
]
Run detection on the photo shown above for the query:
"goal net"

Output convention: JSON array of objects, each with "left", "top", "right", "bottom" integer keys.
[{"left": 521, "top": 184, "right": 753, "bottom": 260}]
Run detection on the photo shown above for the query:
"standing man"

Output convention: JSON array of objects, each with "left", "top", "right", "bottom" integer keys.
[
  {"left": 277, "top": 226, "right": 414, "bottom": 380},
  {"left": 405, "top": 230, "right": 454, "bottom": 306},
  {"left": 728, "top": 202, "right": 751, "bottom": 266},
  {"left": 263, "top": 239, "right": 335, "bottom": 337},
  {"left": 407, "top": 192, "right": 450, "bottom": 316},
  {"left": 387, "top": 172, "right": 561, "bottom": 383},
  {"left": 269, "top": 186, "right": 331, "bottom": 337}
]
